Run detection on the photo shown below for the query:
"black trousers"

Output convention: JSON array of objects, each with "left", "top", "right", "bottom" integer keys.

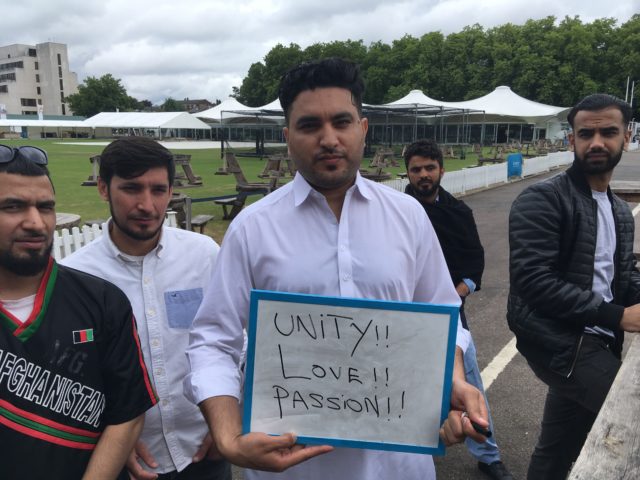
[
  {"left": 118, "top": 458, "right": 231, "bottom": 480},
  {"left": 526, "top": 334, "right": 621, "bottom": 480}
]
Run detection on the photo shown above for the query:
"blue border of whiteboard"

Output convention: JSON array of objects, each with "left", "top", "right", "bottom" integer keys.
[{"left": 242, "top": 289, "right": 459, "bottom": 455}]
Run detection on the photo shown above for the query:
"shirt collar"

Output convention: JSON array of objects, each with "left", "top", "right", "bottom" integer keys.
[
  {"left": 292, "top": 171, "right": 374, "bottom": 207},
  {"left": 103, "top": 218, "right": 166, "bottom": 261}
]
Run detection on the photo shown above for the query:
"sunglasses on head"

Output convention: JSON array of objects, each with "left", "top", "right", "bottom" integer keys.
[{"left": 0, "top": 144, "right": 48, "bottom": 165}]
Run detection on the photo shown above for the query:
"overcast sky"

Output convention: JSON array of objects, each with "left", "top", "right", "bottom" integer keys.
[{"left": 2, "top": 0, "right": 638, "bottom": 105}]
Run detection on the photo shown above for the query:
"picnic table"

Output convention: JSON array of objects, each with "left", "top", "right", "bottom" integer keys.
[{"left": 56, "top": 213, "right": 81, "bottom": 229}]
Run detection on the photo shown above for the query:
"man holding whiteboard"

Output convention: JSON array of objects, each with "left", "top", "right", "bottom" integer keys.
[{"left": 184, "top": 58, "right": 489, "bottom": 479}]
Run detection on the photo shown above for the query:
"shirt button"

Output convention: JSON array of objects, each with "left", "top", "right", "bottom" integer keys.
[
  {"left": 343, "top": 274, "right": 351, "bottom": 281},
  {"left": 147, "top": 308, "right": 155, "bottom": 316},
  {"left": 340, "top": 245, "right": 347, "bottom": 251},
  {"left": 144, "top": 277, "right": 151, "bottom": 284},
  {"left": 162, "top": 399, "right": 169, "bottom": 407},
  {"left": 151, "top": 339, "right": 160, "bottom": 348},
  {"left": 155, "top": 368, "right": 164, "bottom": 377}
]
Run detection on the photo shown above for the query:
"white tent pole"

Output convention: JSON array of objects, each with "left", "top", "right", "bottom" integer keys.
[{"left": 625, "top": 77, "right": 630, "bottom": 103}]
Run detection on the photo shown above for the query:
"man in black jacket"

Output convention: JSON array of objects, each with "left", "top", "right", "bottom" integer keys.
[
  {"left": 508, "top": 93, "right": 640, "bottom": 480},
  {"left": 405, "top": 139, "right": 513, "bottom": 480}
]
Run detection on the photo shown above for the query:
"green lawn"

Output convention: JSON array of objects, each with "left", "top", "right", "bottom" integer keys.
[{"left": 1, "top": 138, "right": 481, "bottom": 243}]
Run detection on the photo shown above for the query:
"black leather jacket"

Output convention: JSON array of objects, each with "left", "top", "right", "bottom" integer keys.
[{"left": 507, "top": 163, "right": 640, "bottom": 377}]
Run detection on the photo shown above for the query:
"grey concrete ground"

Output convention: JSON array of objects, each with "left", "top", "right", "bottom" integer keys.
[{"left": 231, "top": 150, "right": 640, "bottom": 480}]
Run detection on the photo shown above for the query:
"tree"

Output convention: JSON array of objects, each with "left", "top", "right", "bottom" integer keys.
[
  {"left": 232, "top": 16, "right": 639, "bottom": 112},
  {"left": 233, "top": 62, "right": 269, "bottom": 106},
  {"left": 161, "top": 97, "right": 182, "bottom": 111},
  {"left": 136, "top": 99, "right": 153, "bottom": 111},
  {"left": 66, "top": 74, "right": 138, "bottom": 117}
]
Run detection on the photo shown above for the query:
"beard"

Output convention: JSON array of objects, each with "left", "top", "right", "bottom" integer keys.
[
  {"left": 574, "top": 146, "right": 623, "bottom": 175},
  {"left": 109, "top": 204, "right": 163, "bottom": 242},
  {"left": 0, "top": 242, "right": 52, "bottom": 276},
  {"left": 412, "top": 177, "right": 441, "bottom": 199}
]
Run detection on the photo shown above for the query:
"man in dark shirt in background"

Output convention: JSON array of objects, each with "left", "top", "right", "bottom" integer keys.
[{"left": 405, "top": 139, "right": 512, "bottom": 480}]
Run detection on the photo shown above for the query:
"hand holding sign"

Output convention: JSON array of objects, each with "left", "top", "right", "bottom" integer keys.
[
  {"left": 200, "top": 396, "right": 333, "bottom": 472},
  {"left": 439, "top": 376, "right": 490, "bottom": 446},
  {"left": 244, "top": 290, "right": 460, "bottom": 455}
]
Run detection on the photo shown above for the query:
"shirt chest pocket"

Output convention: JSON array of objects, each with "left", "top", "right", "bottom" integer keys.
[{"left": 164, "top": 288, "right": 203, "bottom": 329}]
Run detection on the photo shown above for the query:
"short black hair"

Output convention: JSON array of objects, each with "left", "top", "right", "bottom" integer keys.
[
  {"left": 567, "top": 93, "right": 632, "bottom": 128},
  {"left": 0, "top": 154, "right": 51, "bottom": 177},
  {"left": 0, "top": 149, "right": 53, "bottom": 192},
  {"left": 99, "top": 136, "right": 175, "bottom": 186},
  {"left": 278, "top": 57, "right": 365, "bottom": 124},
  {"left": 403, "top": 139, "right": 444, "bottom": 168}
]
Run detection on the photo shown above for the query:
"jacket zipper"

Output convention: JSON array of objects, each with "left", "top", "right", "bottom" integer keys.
[{"left": 566, "top": 333, "right": 584, "bottom": 378}]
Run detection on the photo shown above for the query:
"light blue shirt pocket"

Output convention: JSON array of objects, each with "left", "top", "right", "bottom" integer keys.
[{"left": 164, "top": 288, "right": 204, "bottom": 329}]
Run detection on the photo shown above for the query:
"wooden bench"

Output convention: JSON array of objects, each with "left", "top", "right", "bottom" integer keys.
[
  {"left": 478, "top": 146, "right": 506, "bottom": 166},
  {"left": 173, "top": 154, "right": 203, "bottom": 187},
  {"left": 214, "top": 195, "right": 247, "bottom": 220},
  {"left": 82, "top": 155, "right": 101, "bottom": 186},
  {"left": 183, "top": 214, "right": 214, "bottom": 233}
]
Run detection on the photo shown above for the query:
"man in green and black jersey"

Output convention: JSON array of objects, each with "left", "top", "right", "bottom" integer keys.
[{"left": 0, "top": 145, "right": 157, "bottom": 479}]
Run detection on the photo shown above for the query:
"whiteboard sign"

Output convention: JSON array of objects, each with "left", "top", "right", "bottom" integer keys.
[{"left": 242, "top": 290, "right": 459, "bottom": 455}]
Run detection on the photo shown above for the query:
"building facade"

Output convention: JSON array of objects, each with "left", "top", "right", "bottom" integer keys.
[
  {"left": 0, "top": 42, "right": 79, "bottom": 116},
  {"left": 177, "top": 98, "right": 215, "bottom": 113}
]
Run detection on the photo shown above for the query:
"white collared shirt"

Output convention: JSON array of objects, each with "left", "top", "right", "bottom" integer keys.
[
  {"left": 62, "top": 222, "right": 220, "bottom": 474},
  {"left": 185, "top": 173, "right": 468, "bottom": 480}
]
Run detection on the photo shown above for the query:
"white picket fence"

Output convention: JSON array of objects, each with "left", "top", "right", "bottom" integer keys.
[
  {"left": 381, "top": 151, "right": 573, "bottom": 194},
  {"left": 52, "top": 224, "right": 104, "bottom": 261},
  {"left": 52, "top": 211, "right": 178, "bottom": 261}
]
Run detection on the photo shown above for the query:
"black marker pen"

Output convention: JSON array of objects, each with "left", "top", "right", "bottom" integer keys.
[{"left": 462, "top": 411, "right": 493, "bottom": 438}]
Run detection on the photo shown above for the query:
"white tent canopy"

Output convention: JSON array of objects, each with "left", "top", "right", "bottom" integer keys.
[
  {"left": 83, "top": 112, "right": 211, "bottom": 130},
  {"left": 196, "top": 97, "right": 255, "bottom": 122},
  {"left": 385, "top": 89, "right": 452, "bottom": 109},
  {"left": 381, "top": 86, "right": 568, "bottom": 124},
  {"left": 441, "top": 86, "right": 569, "bottom": 123},
  {"left": 256, "top": 98, "right": 283, "bottom": 112}
]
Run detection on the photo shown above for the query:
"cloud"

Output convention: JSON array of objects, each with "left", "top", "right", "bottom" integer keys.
[{"left": 0, "top": 0, "right": 636, "bottom": 105}]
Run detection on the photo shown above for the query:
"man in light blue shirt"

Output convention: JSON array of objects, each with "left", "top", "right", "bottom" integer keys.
[{"left": 63, "top": 137, "right": 227, "bottom": 480}]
